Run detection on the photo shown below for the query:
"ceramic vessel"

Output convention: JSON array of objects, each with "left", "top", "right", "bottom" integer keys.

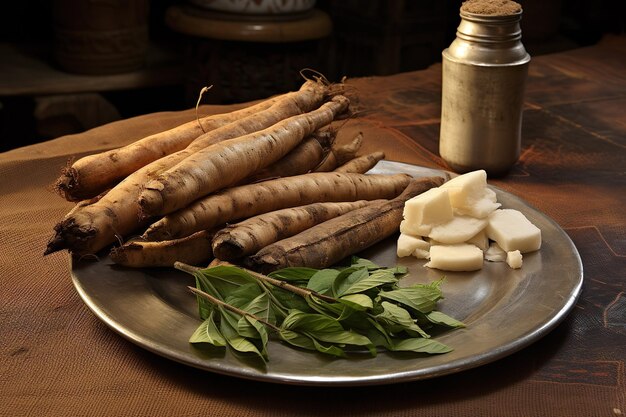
[{"left": 188, "top": 0, "right": 316, "bottom": 15}]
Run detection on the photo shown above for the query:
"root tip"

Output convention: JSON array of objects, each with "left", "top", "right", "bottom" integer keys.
[
  {"left": 44, "top": 232, "right": 67, "bottom": 256},
  {"left": 54, "top": 164, "right": 81, "bottom": 202}
]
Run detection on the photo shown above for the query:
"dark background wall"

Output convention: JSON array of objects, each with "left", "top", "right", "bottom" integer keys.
[
  {"left": 1, "top": 0, "right": 624, "bottom": 152},
  {"left": 3, "top": 1, "right": 624, "bottom": 57}
]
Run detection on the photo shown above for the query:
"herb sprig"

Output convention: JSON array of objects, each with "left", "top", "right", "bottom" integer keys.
[{"left": 176, "top": 257, "right": 464, "bottom": 363}]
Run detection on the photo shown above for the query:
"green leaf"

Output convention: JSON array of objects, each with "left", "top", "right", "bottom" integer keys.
[
  {"left": 350, "top": 256, "right": 380, "bottom": 270},
  {"left": 332, "top": 267, "right": 369, "bottom": 296},
  {"left": 350, "top": 255, "right": 409, "bottom": 274},
  {"left": 219, "top": 305, "right": 242, "bottom": 330},
  {"left": 378, "top": 284, "right": 443, "bottom": 314},
  {"left": 189, "top": 259, "right": 462, "bottom": 362},
  {"left": 339, "top": 294, "right": 374, "bottom": 310},
  {"left": 198, "top": 266, "right": 258, "bottom": 300},
  {"left": 194, "top": 275, "right": 214, "bottom": 320},
  {"left": 269, "top": 267, "right": 319, "bottom": 282},
  {"left": 241, "top": 292, "right": 276, "bottom": 326},
  {"left": 243, "top": 316, "right": 269, "bottom": 357},
  {"left": 306, "top": 269, "right": 339, "bottom": 295},
  {"left": 306, "top": 294, "right": 343, "bottom": 316},
  {"left": 306, "top": 329, "right": 376, "bottom": 356},
  {"left": 280, "top": 315, "right": 353, "bottom": 357},
  {"left": 333, "top": 267, "right": 399, "bottom": 297},
  {"left": 364, "top": 318, "right": 393, "bottom": 349},
  {"left": 310, "top": 337, "right": 348, "bottom": 357},
  {"left": 346, "top": 259, "right": 406, "bottom": 276},
  {"left": 282, "top": 310, "right": 376, "bottom": 355},
  {"left": 217, "top": 294, "right": 270, "bottom": 358},
  {"left": 305, "top": 294, "right": 360, "bottom": 321},
  {"left": 270, "top": 286, "right": 313, "bottom": 316},
  {"left": 221, "top": 292, "right": 274, "bottom": 342},
  {"left": 375, "top": 301, "right": 430, "bottom": 338},
  {"left": 282, "top": 310, "right": 345, "bottom": 333},
  {"left": 278, "top": 330, "right": 346, "bottom": 357},
  {"left": 207, "top": 265, "right": 257, "bottom": 284},
  {"left": 429, "top": 277, "right": 445, "bottom": 290},
  {"left": 390, "top": 265, "right": 409, "bottom": 276},
  {"left": 219, "top": 308, "right": 267, "bottom": 361},
  {"left": 236, "top": 316, "right": 259, "bottom": 339},
  {"left": 390, "top": 337, "right": 453, "bottom": 354},
  {"left": 189, "top": 310, "right": 226, "bottom": 347},
  {"left": 372, "top": 269, "right": 404, "bottom": 282},
  {"left": 278, "top": 329, "right": 316, "bottom": 350},
  {"left": 426, "top": 311, "right": 465, "bottom": 328},
  {"left": 224, "top": 283, "right": 263, "bottom": 309}
]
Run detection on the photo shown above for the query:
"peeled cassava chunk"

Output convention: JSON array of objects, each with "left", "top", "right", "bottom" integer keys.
[
  {"left": 397, "top": 233, "right": 430, "bottom": 258},
  {"left": 484, "top": 242, "right": 507, "bottom": 262},
  {"left": 486, "top": 209, "right": 542, "bottom": 253},
  {"left": 412, "top": 247, "right": 430, "bottom": 260},
  {"left": 425, "top": 244, "right": 484, "bottom": 271},
  {"left": 506, "top": 250, "right": 523, "bottom": 269},
  {"left": 397, "top": 170, "right": 542, "bottom": 272},
  {"left": 467, "top": 229, "right": 489, "bottom": 251},
  {"left": 439, "top": 170, "right": 500, "bottom": 218},
  {"left": 428, "top": 215, "right": 488, "bottom": 244},
  {"left": 401, "top": 187, "right": 453, "bottom": 236}
]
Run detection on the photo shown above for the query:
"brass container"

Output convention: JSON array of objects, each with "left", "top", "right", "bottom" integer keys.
[{"left": 439, "top": 8, "right": 530, "bottom": 176}]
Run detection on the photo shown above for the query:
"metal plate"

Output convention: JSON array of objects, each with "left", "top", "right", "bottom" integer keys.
[{"left": 71, "top": 161, "right": 583, "bottom": 386}]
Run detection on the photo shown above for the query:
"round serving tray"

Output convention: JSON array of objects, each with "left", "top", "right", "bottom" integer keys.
[{"left": 71, "top": 161, "right": 583, "bottom": 386}]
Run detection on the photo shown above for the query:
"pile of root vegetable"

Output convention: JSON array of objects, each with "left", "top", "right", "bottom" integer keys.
[{"left": 45, "top": 78, "right": 443, "bottom": 273}]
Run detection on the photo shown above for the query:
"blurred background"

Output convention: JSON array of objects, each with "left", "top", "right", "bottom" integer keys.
[{"left": 1, "top": 0, "right": 624, "bottom": 152}]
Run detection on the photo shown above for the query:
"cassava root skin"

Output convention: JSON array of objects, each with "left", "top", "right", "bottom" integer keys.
[
  {"left": 110, "top": 230, "right": 214, "bottom": 267},
  {"left": 334, "top": 151, "right": 385, "bottom": 174},
  {"left": 138, "top": 95, "right": 351, "bottom": 217},
  {"left": 314, "top": 132, "right": 363, "bottom": 172},
  {"left": 243, "top": 130, "right": 335, "bottom": 183},
  {"left": 211, "top": 200, "right": 377, "bottom": 261},
  {"left": 333, "top": 132, "right": 363, "bottom": 165},
  {"left": 45, "top": 80, "right": 332, "bottom": 256},
  {"left": 245, "top": 176, "right": 445, "bottom": 273},
  {"left": 54, "top": 95, "right": 280, "bottom": 202},
  {"left": 142, "top": 172, "right": 413, "bottom": 242},
  {"left": 55, "top": 79, "right": 339, "bottom": 202}
]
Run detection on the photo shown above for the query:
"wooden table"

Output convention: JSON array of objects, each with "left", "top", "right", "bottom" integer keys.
[{"left": 1, "top": 35, "right": 624, "bottom": 417}]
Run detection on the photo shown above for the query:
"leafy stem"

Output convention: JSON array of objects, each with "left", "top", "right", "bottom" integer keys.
[
  {"left": 174, "top": 261, "right": 202, "bottom": 275},
  {"left": 187, "top": 286, "right": 281, "bottom": 332},
  {"left": 179, "top": 256, "right": 463, "bottom": 361},
  {"left": 211, "top": 260, "right": 338, "bottom": 303}
]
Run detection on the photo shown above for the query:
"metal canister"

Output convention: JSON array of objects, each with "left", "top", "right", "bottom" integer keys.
[{"left": 439, "top": 6, "right": 530, "bottom": 176}]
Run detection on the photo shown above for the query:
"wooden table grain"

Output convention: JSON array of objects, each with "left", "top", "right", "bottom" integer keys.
[{"left": 1, "top": 35, "right": 624, "bottom": 417}]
